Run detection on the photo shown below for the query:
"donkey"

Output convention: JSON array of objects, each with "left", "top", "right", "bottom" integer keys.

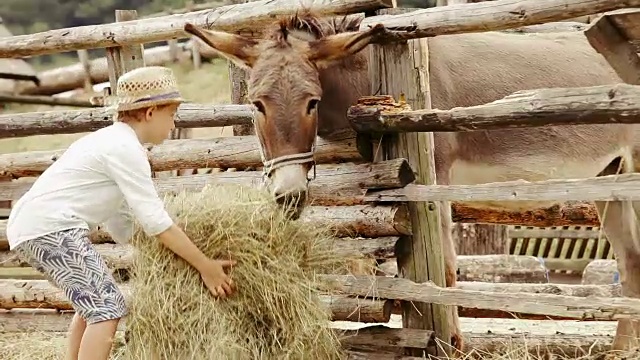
[{"left": 184, "top": 13, "right": 640, "bottom": 353}]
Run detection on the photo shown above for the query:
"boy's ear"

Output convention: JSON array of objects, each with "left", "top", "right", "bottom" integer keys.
[{"left": 144, "top": 107, "right": 155, "bottom": 121}]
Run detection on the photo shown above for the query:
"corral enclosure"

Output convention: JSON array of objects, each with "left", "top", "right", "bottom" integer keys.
[{"left": 1, "top": 0, "right": 640, "bottom": 358}]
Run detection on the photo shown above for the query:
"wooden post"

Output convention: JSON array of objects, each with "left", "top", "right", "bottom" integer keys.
[
  {"left": 105, "top": 9, "right": 146, "bottom": 182},
  {"left": 77, "top": 49, "right": 93, "bottom": 93},
  {"left": 105, "top": 10, "right": 145, "bottom": 94},
  {"left": 229, "top": 62, "right": 254, "bottom": 137},
  {"left": 185, "top": 1, "right": 202, "bottom": 69},
  {"left": 367, "top": 5, "right": 453, "bottom": 358}
]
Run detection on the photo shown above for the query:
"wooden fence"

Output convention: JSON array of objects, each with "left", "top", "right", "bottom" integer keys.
[{"left": 0, "top": 0, "right": 639, "bottom": 358}]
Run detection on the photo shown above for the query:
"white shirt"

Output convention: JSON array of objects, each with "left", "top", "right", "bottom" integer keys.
[{"left": 6, "top": 121, "right": 174, "bottom": 250}]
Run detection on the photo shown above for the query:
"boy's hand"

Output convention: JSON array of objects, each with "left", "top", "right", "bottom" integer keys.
[{"left": 198, "top": 258, "right": 236, "bottom": 298}]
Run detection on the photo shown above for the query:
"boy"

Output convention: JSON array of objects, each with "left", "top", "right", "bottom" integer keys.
[{"left": 6, "top": 66, "right": 236, "bottom": 360}]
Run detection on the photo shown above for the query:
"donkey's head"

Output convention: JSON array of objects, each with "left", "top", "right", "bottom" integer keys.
[{"left": 184, "top": 14, "right": 384, "bottom": 210}]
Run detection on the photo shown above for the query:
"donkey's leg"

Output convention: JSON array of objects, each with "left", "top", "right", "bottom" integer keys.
[{"left": 595, "top": 157, "right": 640, "bottom": 351}]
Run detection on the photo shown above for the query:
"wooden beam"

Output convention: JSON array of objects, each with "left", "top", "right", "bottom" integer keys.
[
  {"left": 0, "top": 93, "right": 97, "bottom": 108},
  {"left": 584, "top": 9, "right": 640, "bottom": 85},
  {"left": 320, "top": 275, "right": 640, "bottom": 321},
  {"left": 347, "top": 84, "right": 640, "bottom": 133},
  {"left": 361, "top": 0, "right": 638, "bottom": 42},
  {"left": 0, "top": 0, "right": 393, "bottom": 58},
  {"left": 0, "top": 103, "right": 254, "bottom": 139},
  {"left": 142, "top": 0, "right": 224, "bottom": 18},
  {"left": 0, "top": 130, "right": 365, "bottom": 179},
  {"left": 451, "top": 201, "right": 600, "bottom": 226},
  {"left": 365, "top": 173, "right": 640, "bottom": 203},
  {"left": 0, "top": 204, "right": 410, "bottom": 249},
  {"left": 380, "top": 254, "right": 549, "bottom": 284},
  {"left": 18, "top": 44, "right": 193, "bottom": 96},
  {"left": 0, "top": 279, "right": 391, "bottom": 324},
  {"left": 0, "top": 158, "right": 414, "bottom": 204},
  {"left": 339, "top": 325, "right": 435, "bottom": 352},
  {"left": 0, "top": 238, "right": 399, "bottom": 269}
]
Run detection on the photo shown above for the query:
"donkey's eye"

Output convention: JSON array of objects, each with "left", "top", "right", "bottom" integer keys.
[
  {"left": 307, "top": 99, "right": 320, "bottom": 114},
  {"left": 253, "top": 100, "right": 266, "bottom": 115}
]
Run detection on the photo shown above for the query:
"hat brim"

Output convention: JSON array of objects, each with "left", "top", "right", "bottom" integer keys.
[{"left": 116, "top": 97, "right": 185, "bottom": 112}]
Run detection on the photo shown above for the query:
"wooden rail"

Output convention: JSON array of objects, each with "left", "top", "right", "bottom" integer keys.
[
  {"left": 361, "top": 0, "right": 639, "bottom": 42},
  {"left": 0, "top": 0, "right": 393, "bottom": 58},
  {"left": 347, "top": 84, "right": 640, "bottom": 133},
  {"left": 0, "top": 103, "right": 253, "bottom": 138}
]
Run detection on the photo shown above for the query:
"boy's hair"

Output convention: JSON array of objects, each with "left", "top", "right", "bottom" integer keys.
[{"left": 115, "top": 104, "right": 173, "bottom": 123}]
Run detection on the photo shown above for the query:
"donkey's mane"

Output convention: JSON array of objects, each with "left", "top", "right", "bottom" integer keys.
[{"left": 269, "top": 11, "right": 363, "bottom": 44}]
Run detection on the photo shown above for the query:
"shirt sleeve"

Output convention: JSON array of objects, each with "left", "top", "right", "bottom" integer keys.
[{"left": 102, "top": 142, "right": 174, "bottom": 237}]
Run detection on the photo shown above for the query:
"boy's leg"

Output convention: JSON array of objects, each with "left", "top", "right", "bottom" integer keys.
[
  {"left": 79, "top": 318, "right": 121, "bottom": 360},
  {"left": 67, "top": 312, "right": 86, "bottom": 360},
  {"left": 14, "top": 228, "right": 127, "bottom": 360}
]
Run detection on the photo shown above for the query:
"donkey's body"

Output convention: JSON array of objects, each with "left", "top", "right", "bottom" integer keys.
[{"left": 186, "top": 14, "right": 640, "bottom": 353}]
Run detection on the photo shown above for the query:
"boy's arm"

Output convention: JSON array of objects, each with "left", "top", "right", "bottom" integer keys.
[{"left": 102, "top": 143, "right": 211, "bottom": 271}]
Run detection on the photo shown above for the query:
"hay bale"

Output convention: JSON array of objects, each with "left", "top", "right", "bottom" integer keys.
[{"left": 126, "top": 184, "right": 360, "bottom": 360}]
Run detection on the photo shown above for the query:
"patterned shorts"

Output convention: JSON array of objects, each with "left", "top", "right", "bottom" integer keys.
[{"left": 14, "top": 227, "right": 128, "bottom": 324}]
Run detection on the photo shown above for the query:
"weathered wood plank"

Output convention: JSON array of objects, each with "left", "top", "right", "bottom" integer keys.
[
  {"left": 0, "top": 103, "right": 254, "bottom": 139},
  {"left": 347, "top": 84, "right": 640, "bottom": 133},
  {"left": 0, "top": 93, "right": 97, "bottom": 108},
  {"left": 339, "top": 325, "right": 435, "bottom": 351},
  {"left": 18, "top": 44, "right": 193, "bottom": 96},
  {"left": 0, "top": 204, "right": 410, "bottom": 249},
  {"left": 584, "top": 9, "right": 640, "bottom": 85},
  {"left": 0, "top": 238, "right": 398, "bottom": 269},
  {"left": 0, "top": 159, "right": 414, "bottom": 205},
  {"left": 320, "top": 275, "right": 640, "bottom": 321},
  {"left": 0, "top": 130, "right": 364, "bottom": 179},
  {"left": 365, "top": 173, "right": 640, "bottom": 203},
  {"left": 379, "top": 255, "right": 550, "bottom": 284},
  {"left": 451, "top": 201, "right": 601, "bottom": 226},
  {"left": 0, "top": 0, "right": 393, "bottom": 58},
  {"left": 2, "top": 280, "right": 624, "bottom": 325},
  {"left": 361, "top": 0, "right": 638, "bottom": 42},
  {"left": 0, "top": 280, "right": 391, "bottom": 323}
]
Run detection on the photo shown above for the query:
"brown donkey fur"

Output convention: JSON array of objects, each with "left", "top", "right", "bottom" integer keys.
[{"left": 185, "top": 12, "right": 640, "bottom": 355}]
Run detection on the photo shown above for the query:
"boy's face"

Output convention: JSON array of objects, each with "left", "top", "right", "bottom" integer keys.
[{"left": 143, "top": 103, "right": 180, "bottom": 145}]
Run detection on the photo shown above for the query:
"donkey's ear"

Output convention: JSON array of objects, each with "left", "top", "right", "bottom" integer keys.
[
  {"left": 307, "top": 23, "right": 385, "bottom": 69},
  {"left": 184, "top": 23, "right": 259, "bottom": 69}
]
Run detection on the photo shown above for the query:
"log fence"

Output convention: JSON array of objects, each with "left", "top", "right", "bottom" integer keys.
[{"left": 0, "top": 0, "right": 639, "bottom": 358}]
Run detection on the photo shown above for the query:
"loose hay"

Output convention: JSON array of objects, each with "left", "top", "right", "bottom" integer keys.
[
  {"left": 0, "top": 331, "right": 127, "bottom": 359},
  {"left": 126, "top": 184, "right": 361, "bottom": 360}
]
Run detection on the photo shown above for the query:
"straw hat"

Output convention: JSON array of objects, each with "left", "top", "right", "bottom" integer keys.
[{"left": 113, "top": 66, "right": 185, "bottom": 112}]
